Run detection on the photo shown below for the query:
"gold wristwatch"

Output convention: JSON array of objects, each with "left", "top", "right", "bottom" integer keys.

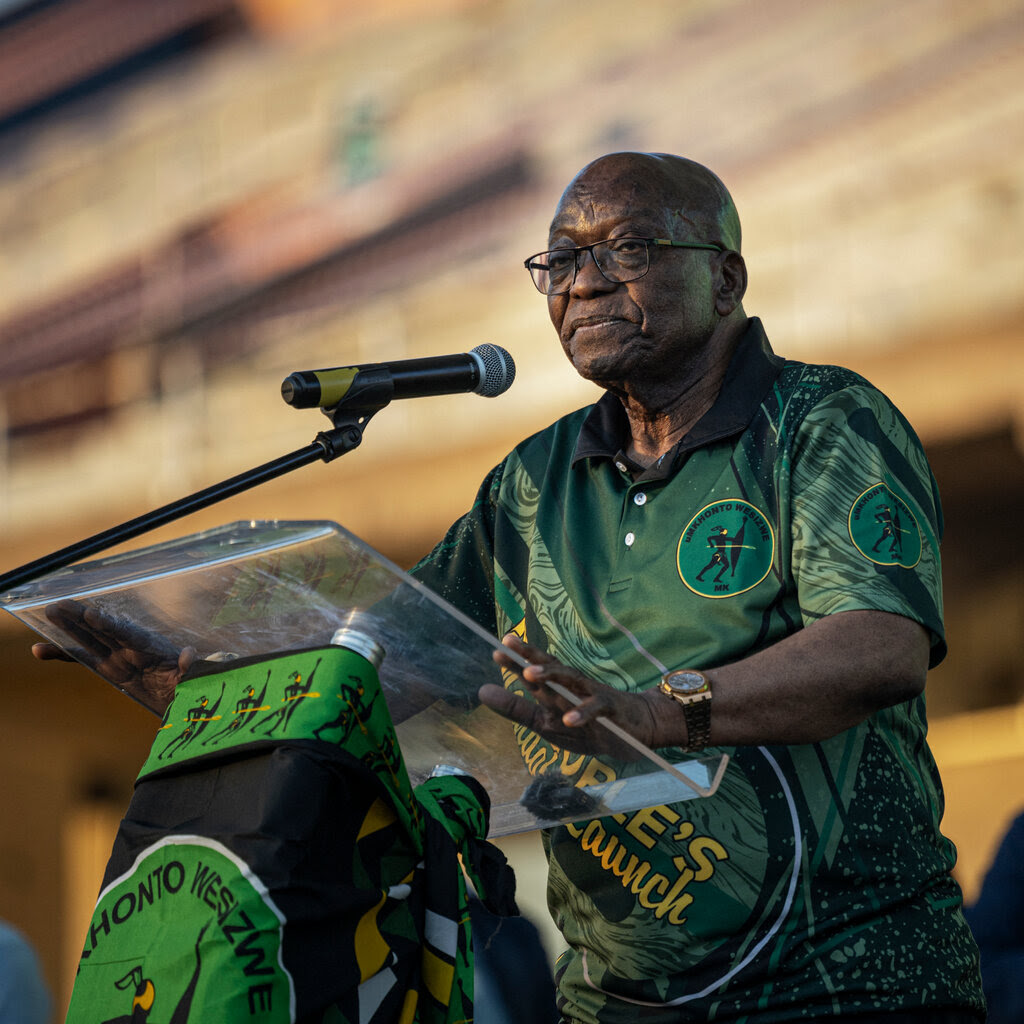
[{"left": 658, "top": 669, "right": 712, "bottom": 751}]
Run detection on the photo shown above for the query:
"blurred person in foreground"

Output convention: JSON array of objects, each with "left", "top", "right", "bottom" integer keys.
[
  {"left": 34, "top": 152, "right": 985, "bottom": 1023},
  {"left": 409, "top": 152, "right": 984, "bottom": 1022},
  {"left": 470, "top": 896, "right": 559, "bottom": 1024},
  {"left": 966, "top": 809, "right": 1024, "bottom": 1024},
  {"left": 0, "top": 920, "right": 52, "bottom": 1024}
]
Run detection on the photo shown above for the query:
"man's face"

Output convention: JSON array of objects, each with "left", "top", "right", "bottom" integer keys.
[{"left": 546, "top": 158, "right": 722, "bottom": 397}]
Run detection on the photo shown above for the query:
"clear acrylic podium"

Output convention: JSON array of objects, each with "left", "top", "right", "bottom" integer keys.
[{"left": 1, "top": 520, "right": 726, "bottom": 836}]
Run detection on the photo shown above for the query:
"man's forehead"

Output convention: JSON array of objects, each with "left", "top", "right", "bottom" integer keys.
[
  {"left": 550, "top": 195, "right": 668, "bottom": 229},
  {"left": 549, "top": 157, "right": 707, "bottom": 237},
  {"left": 548, "top": 194, "right": 700, "bottom": 243}
]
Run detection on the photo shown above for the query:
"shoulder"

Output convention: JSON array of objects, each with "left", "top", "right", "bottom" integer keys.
[
  {"left": 771, "top": 359, "right": 918, "bottom": 440},
  {"left": 775, "top": 358, "right": 883, "bottom": 405},
  {"left": 502, "top": 404, "right": 596, "bottom": 472},
  {"left": 512, "top": 404, "right": 594, "bottom": 453},
  {"left": 468, "top": 405, "right": 596, "bottom": 511}
]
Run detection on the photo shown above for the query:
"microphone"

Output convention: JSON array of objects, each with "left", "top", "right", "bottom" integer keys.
[{"left": 281, "top": 344, "right": 516, "bottom": 410}]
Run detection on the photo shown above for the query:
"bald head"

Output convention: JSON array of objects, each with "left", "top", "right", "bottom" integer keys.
[{"left": 553, "top": 152, "right": 742, "bottom": 254}]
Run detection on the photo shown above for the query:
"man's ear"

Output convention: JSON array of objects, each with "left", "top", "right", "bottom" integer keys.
[{"left": 715, "top": 251, "right": 747, "bottom": 316}]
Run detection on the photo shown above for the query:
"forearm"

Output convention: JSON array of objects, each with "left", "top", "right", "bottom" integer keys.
[
  {"left": 644, "top": 609, "right": 930, "bottom": 749},
  {"left": 488, "top": 609, "right": 931, "bottom": 755}
]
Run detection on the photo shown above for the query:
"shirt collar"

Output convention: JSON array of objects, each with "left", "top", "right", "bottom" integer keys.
[{"left": 571, "top": 317, "right": 785, "bottom": 478}]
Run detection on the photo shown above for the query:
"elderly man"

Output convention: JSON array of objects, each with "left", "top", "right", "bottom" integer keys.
[{"left": 410, "top": 153, "right": 984, "bottom": 1022}]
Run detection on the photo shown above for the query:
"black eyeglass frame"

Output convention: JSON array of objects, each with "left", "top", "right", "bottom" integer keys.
[{"left": 523, "top": 236, "right": 726, "bottom": 295}]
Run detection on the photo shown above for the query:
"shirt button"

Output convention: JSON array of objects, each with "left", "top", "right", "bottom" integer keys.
[
  {"left": 615, "top": 461, "right": 628, "bottom": 473},
  {"left": 624, "top": 532, "right": 636, "bottom": 547},
  {"left": 633, "top": 492, "right": 647, "bottom": 506}
]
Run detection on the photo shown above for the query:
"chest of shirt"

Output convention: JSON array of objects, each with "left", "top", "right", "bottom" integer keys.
[{"left": 497, "top": 439, "right": 795, "bottom": 678}]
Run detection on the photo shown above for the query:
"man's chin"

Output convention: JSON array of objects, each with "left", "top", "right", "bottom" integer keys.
[{"left": 566, "top": 346, "right": 640, "bottom": 386}]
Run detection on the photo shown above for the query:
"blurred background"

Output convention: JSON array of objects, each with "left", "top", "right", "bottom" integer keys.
[{"left": 0, "top": 0, "right": 1022, "bottom": 1016}]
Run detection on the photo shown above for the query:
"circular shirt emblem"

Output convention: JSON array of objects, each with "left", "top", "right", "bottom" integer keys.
[
  {"left": 848, "top": 483, "right": 922, "bottom": 568},
  {"left": 677, "top": 500, "right": 775, "bottom": 599}
]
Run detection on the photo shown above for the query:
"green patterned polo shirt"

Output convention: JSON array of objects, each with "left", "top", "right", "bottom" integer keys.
[{"left": 412, "top": 318, "right": 983, "bottom": 1022}]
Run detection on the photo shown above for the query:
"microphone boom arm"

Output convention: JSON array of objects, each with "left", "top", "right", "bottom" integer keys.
[{"left": 1, "top": 344, "right": 515, "bottom": 593}]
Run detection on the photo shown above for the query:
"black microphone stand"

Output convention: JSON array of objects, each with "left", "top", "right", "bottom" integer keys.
[{"left": 0, "top": 389, "right": 389, "bottom": 595}]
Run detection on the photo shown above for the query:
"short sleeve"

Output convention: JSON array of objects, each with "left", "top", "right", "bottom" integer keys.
[{"left": 789, "top": 384, "right": 946, "bottom": 666}]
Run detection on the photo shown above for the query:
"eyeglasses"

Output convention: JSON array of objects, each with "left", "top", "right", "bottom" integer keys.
[{"left": 524, "top": 236, "right": 725, "bottom": 295}]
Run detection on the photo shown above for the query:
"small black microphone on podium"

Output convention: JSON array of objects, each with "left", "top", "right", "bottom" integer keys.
[{"left": 280, "top": 344, "right": 516, "bottom": 409}]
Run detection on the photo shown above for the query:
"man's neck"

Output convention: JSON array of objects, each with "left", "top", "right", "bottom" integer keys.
[{"left": 620, "top": 317, "right": 746, "bottom": 465}]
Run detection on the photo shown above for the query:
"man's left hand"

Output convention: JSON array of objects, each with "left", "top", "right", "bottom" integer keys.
[{"left": 482, "top": 634, "right": 663, "bottom": 758}]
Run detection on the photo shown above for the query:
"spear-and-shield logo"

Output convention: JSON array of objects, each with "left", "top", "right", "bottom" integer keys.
[
  {"left": 677, "top": 500, "right": 775, "bottom": 599},
  {"left": 848, "top": 483, "right": 922, "bottom": 568}
]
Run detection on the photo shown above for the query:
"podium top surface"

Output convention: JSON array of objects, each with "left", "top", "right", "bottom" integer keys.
[
  {"left": 1, "top": 519, "right": 726, "bottom": 836},
  {"left": 1, "top": 521, "right": 339, "bottom": 607}
]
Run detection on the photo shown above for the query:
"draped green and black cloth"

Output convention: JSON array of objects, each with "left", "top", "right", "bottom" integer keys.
[{"left": 67, "top": 644, "right": 518, "bottom": 1024}]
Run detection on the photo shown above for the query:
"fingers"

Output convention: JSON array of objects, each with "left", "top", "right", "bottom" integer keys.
[
  {"left": 31, "top": 642, "right": 73, "bottom": 662},
  {"left": 492, "top": 632, "right": 607, "bottom": 727},
  {"left": 478, "top": 681, "right": 570, "bottom": 738},
  {"left": 518, "top": 659, "right": 608, "bottom": 723},
  {"left": 178, "top": 647, "right": 197, "bottom": 675},
  {"left": 495, "top": 634, "right": 550, "bottom": 673},
  {"left": 494, "top": 634, "right": 565, "bottom": 702},
  {"left": 45, "top": 600, "right": 112, "bottom": 659},
  {"left": 80, "top": 604, "right": 170, "bottom": 657},
  {"left": 43, "top": 599, "right": 180, "bottom": 663},
  {"left": 478, "top": 682, "right": 539, "bottom": 726},
  {"left": 485, "top": 636, "right": 656, "bottom": 758}
]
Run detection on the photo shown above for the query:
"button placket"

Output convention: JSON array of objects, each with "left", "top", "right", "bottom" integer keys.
[
  {"left": 622, "top": 487, "right": 650, "bottom": 550},
  {"left": 608, "top": 483, "right": 651, "bottom": 591}
]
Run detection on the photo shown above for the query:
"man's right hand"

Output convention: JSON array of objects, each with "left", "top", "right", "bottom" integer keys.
[{"left": 32, "top": 599, "right": 195, "bottom": 715}]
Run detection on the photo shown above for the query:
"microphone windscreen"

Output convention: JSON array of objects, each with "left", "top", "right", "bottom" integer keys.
[{"left": 472, "top": 344, "right": 516, "bottom": 397}]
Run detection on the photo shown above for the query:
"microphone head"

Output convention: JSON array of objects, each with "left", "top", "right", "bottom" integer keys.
[{"left": 470, "top": 343, "right": 516, "bottom": 397}]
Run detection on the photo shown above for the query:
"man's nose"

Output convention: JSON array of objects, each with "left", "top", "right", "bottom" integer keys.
[{"left": 569, "top": 248, "right": 617, "bottom": 298}]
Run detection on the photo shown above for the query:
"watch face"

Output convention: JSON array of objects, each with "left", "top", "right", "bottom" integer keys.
[{"left": 665, "top": 671, "right": 709, "bottom": 695}]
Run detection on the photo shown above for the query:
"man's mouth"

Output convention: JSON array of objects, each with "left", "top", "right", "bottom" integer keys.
[{"left": 568, "top": 314, "right": 634, "bottom": 336}]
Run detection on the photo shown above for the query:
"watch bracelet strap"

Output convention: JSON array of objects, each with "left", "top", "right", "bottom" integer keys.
[{"left": 682, "top": 697, "right": 712, "bottom": 752}]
